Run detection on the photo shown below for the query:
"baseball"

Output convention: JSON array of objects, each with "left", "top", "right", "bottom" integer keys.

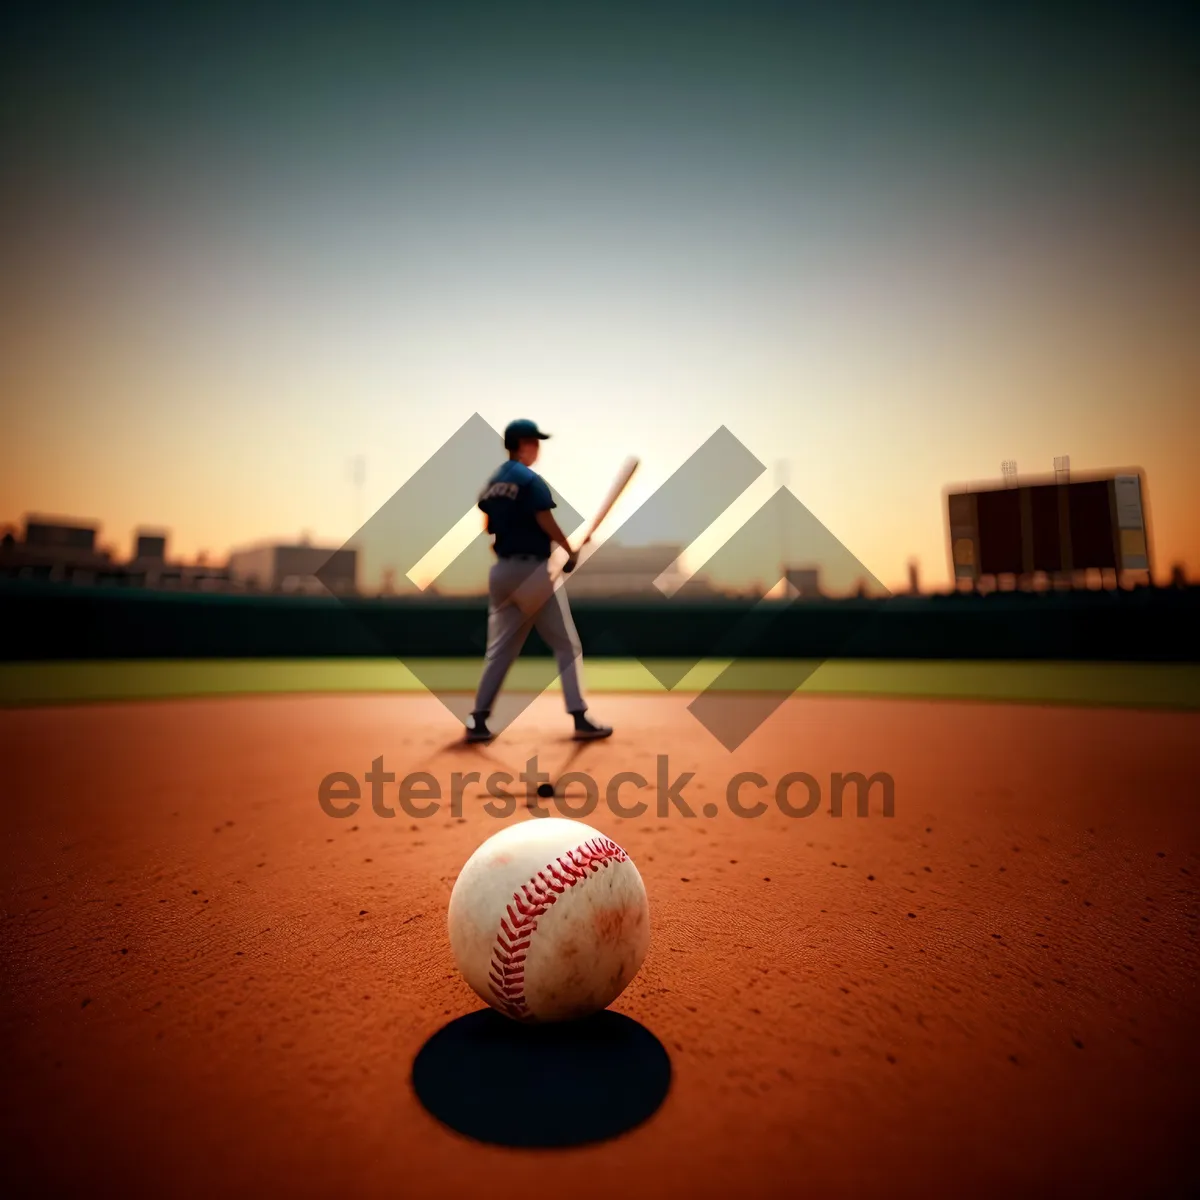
[{"left": 448, "top": 818, "right": 651, "bottom": 1023}]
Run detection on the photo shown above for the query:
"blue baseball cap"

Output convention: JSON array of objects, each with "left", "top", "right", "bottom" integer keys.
[{"left": 503, "top": 419, "right": 551, "bottom": 449}]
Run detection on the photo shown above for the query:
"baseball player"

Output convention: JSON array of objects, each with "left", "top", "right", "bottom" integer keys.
[{"left": 465, "top": 419, "right": 612, "bottom": 744}]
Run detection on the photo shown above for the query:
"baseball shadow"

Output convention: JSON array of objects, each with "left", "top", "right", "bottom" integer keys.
[{"left": 411, "top": 1009, "right": 672, "bottom": 1148}]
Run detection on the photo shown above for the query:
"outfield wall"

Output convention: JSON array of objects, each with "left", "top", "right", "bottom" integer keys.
[{"left": 2, "top": 580, "right": 1196, "bottom": 662}]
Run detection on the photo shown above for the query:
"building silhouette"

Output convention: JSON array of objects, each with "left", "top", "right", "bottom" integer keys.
[
  {"left": 564, "top": 542, "right": 716, "bottom": 598},
  {"left": 0, "top": 515, "right": 112, "bottom": 582},
  {"left": 226, "top": 537, "right": 357, "bottom": 594},
  {"left": 0, "top": 515, "right": 231, "bottom": 590},
  {"left": 784, "top": 566, "right": 822, "bottom": 598}
]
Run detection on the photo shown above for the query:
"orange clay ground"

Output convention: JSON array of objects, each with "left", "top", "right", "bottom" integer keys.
[{"left": 3, "top": 691, "right": 1199, "bottom": 1199}]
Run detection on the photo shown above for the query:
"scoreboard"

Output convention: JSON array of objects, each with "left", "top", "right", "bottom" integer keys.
[{"left": 947, "top": 470, "right": 1150, "bottom": 584}]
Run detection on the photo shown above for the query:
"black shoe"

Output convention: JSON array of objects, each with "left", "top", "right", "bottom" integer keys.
[
  {"left": 572, "top": 713, "right": 613, "bottom": 741},
  {"left": 465, "top": 713, "right": 495, "bottom": 743}
]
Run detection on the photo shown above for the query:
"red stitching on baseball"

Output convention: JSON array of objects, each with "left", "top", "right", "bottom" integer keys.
[{"left": 487, "top": 836, "right": 628, "bottom": 1020}]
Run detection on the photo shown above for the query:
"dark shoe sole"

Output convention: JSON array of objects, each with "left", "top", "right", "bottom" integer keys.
[
  {"left": 465, "top": 730, "right": 496, "bottom": 744},
  {"left": 573, "top": 727, "right": 613, "bottom": 741}
]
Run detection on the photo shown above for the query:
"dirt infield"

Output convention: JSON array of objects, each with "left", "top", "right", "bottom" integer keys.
[{"left": 3, "top": 692, "right": 1199, "bottom": 1198}]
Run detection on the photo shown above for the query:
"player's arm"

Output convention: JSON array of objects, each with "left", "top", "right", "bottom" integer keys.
[
  {"left": 535, "top": 509, "right": 573, "bottom": 555},
  {"left": 530, "top": 476, "right": 575, "bottom": 559}
]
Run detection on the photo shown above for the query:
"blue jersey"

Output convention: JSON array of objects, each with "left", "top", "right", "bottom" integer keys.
[{"left": 478, "top": 461, "right": 556, "bottom": 558}]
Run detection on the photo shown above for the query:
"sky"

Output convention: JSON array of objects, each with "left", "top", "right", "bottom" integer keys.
[{"left": 2, "top": 0, "right": 1197, "bottom": 591}]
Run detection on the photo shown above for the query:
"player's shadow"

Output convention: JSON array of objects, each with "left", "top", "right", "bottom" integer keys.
[{"left": 411, "top": 1009, "right": 671, "bottom": 1147}]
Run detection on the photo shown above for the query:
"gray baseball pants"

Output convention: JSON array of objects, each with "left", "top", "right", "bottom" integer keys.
[{"left": 473, "top": 556, "right": 587, "bottom": 715}]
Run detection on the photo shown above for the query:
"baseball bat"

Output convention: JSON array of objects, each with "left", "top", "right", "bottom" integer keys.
[{"left": 561, "top": 456, "right": 639, "bottom": 574}]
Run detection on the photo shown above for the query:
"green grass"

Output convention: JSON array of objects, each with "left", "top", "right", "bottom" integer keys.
[{"left": 1, "top": 659, "right": 1198, "bottom": 710}]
